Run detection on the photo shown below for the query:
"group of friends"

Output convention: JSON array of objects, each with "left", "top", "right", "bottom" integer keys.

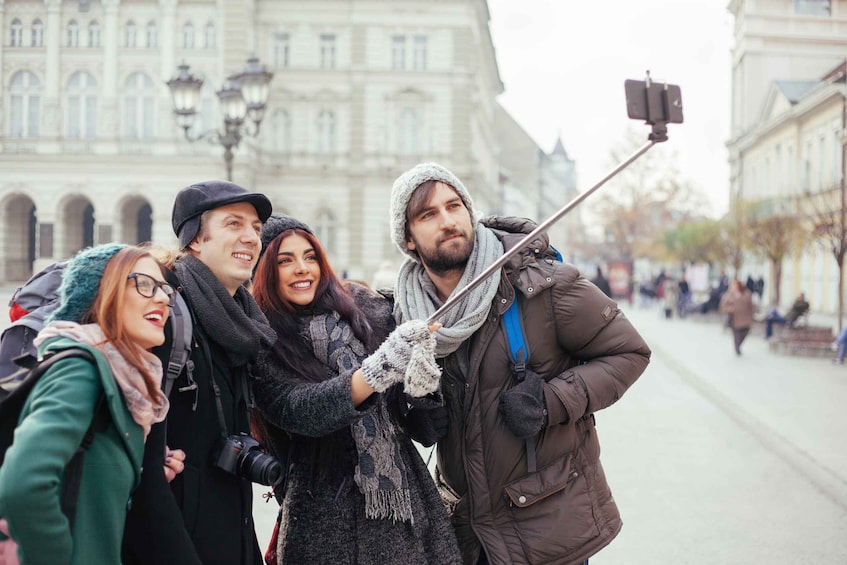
[{"left": 0, "top": 162, "right": 651, "bottom": 565}]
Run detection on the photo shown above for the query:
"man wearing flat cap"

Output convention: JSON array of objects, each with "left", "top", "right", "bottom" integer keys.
[{"left": 123, "top": 180, "right": 276, "bottom": 565}]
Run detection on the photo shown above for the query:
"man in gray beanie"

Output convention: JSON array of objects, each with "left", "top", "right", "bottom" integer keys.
[
  {"left": 123, "top": 180, "right": 276, "bottom": 565},
  {"left": 390, "top": 162, "right": 652, "bottom": 565}
]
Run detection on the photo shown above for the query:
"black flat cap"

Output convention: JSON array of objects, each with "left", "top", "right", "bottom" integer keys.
[{"left": 172, "top": 180, "right": 273, "bottom": 249}]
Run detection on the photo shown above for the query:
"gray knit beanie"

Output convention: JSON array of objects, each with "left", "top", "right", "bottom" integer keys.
[
  {"left": 389, "top": 162, "right": 475, "bottom": 261},
  {"left": 49, "top": 243, "right": 128, "bottom": 323}
]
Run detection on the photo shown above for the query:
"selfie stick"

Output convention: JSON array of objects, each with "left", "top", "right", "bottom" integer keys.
[{"left": 427, "top": 75, "right": 679, "bottom": 324}]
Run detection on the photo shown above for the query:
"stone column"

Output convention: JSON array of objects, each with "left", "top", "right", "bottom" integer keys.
[
  {"left": 101, "top": 0, "right": 120, "bottom": 136},
  {"left": 42, "top": 0, "right": 62, "bottom": 137}
]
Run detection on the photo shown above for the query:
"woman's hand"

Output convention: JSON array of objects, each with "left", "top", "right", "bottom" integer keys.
[{"left": 163, "top": 447, "right": 186, "bottom": 482}]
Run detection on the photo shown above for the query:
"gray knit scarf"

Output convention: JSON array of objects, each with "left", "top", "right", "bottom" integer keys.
[
  {"left": 394, "top": 223, "right": 503, "bottom": 357},
  {"left": 302, "top": 311, "right": 413, "bottom": 523},
  {"left": 174, "top": 255, "right": 276, "bottom": 367}
]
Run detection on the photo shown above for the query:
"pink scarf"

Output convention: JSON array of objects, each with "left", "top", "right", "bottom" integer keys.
[{"left": 35, "top": 321, "right": 169, "bottom": 438}]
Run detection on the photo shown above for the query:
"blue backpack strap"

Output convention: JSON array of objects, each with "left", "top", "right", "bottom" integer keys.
[
  {"left": 503, "top": 299, "right": 528, "bottom": 380},
  {"left": 501, "top": 297, "right": 538, "bottom": 473}
]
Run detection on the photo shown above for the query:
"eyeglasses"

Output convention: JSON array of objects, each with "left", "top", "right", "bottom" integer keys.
[{"left": 127, "top": 272, "right": 176, "bottom": 299}]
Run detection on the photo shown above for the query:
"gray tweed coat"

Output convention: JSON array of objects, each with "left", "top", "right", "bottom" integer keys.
[{"left": 252, "top": 283, "right": 460, "bottom": 565}]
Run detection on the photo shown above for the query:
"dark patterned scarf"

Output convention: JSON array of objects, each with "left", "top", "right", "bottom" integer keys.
[
  {"left": 174, "top": 255, "right": 276, "bottom": 367},
  {"left": 302, "top": 311, "right": 413, "bottom": 523}
]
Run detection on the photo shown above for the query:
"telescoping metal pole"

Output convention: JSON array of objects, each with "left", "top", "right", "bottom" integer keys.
[{"left": 426, "top": 139, "right": 657, "bottom": 325}]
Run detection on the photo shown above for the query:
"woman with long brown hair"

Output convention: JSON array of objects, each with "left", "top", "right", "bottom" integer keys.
[
  {"left": 0, "top": 244, "right": 172, "bottom": 564},
  {"left": 250, "top": 215, "right": 459, "bottom": 565}
]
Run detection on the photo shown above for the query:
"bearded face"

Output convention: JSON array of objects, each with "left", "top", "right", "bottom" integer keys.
[{"left": 405, "top": 182, "right": 475, "bottom": 276}]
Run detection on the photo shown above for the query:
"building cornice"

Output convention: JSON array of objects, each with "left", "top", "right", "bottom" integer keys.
[{"left": 730, "top": 82, "right": 847, "bottom": 153}]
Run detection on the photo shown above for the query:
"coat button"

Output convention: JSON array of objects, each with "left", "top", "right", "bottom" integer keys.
[
  {"left": 125, "top": 432, "right": 130, "bottom": 438},
  {"left": 126, "top": 499, "right": 133, "bottom": 511},
  {"left": 518, "top": 495, "right": 527, "bottom": 504},
  {"left": 527, "top": 287, "right": 534, "bottom": 293},
  {"left": 500, "top": 298, "right": 507, "bottom": 304}
]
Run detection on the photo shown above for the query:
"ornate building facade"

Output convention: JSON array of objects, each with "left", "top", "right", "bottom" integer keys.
[
  {"left": 0, "top": 0, "right": 531, "bottom": 283},
  {"left": 727, "top": 0, "right": 847, "bottom": 312}
]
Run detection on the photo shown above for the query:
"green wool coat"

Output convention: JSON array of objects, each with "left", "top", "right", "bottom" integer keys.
[{"left": 0, "top": 337, "right": 145, "bottom": 565}]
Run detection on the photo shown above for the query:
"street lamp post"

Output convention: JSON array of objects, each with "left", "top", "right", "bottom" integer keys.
[{"left": 167, "top": 56, "right": 273, "bottom": 181}]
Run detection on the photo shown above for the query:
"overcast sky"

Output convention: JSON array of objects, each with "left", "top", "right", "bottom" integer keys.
[{"left": 487, "top": 0, "right": 734, "bottom": 218}]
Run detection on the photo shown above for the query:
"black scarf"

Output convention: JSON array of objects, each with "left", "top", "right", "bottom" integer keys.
[{"left": 174, "top": 255, "right": 276, "bottom": 367}]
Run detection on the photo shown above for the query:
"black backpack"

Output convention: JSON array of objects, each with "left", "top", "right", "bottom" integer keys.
[
  {"left": 0, "top": 348, "right": 107, "bottom": 531},
  {"left": 1, "top": 260, "right": 194, "bottom": 397}
]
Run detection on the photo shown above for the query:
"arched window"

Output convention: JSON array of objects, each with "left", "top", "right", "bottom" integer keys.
[
  {"left": 67, "top": 20, "right": 79, "bottom": 47},
  {"left": 314, "top": 209, "right": 337, "bottom": 255},
  {"left": 88, "top": 21, "right": 100, "bottom": 47},
  {"left": 125, "top": 20, "right": 137, "bottom": 48},
  {"left": 146, "top": 21, "right": 157, "bottom": 48},
  {"left": 316, "top": 110, "right": 335, "bottom": 153},
  {"left": 183, "top": 22, "right": 194, "bottom": 49},
  {"left": 66, "top": 71, "right": 97, "bottom": 138},
  {"left": 10, "top": 19, "right": 22, "bottom": 47},
  {"left": 31, "top": 19, "right": 44, "bottom": 47},
  {"left": 123, "top": 72, "right": 156, "bottom": 139},
  {"left": 9, "top": 71, "right": 41, "bottom": 137},
  {"left": 399, "top": 108, "right": 419, "bottom": 155},
  {"left": 204, "top": 22, "right": 216, "bottom": 49},
  {"left": 272, "top": 109, "right": 291, "bottom": 153}
]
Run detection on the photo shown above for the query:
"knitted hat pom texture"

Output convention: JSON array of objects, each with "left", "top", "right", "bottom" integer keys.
[{"left": 49, "top": 243, "right": 128, "bottom": 324}]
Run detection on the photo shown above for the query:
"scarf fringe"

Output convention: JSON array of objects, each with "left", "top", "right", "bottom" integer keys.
[{"left": 363, "top": 488, "right": 414, "bottom": 524}]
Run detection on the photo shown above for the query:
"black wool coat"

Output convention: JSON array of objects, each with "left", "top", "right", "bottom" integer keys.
[{"left": 251, "top": 283, "right": 461, "bottom": 565}]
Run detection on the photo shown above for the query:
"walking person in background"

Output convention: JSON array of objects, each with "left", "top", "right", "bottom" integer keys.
[
  {"left": 0, "top": 245, "right": 171, "bottom": 564},
  {"left": 249, "top": 215, "right": 460, "bottom": 564},
  {"left": 591, "top": 266, "right": 612, "bottom": 298},
  {"left": 719, "top": 279, "right": 755, "bottom": 356},
  {"left": 389, "top": 163, "right": 651, "bottom": 565},
  {"left": 662, "top": 276, "right": 678, "bottom": 319}
]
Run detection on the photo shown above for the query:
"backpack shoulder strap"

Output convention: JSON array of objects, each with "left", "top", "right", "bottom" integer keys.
[
  {"left": 163, "top": 292, "right": 194, "bottom": 398},
  {"left": 500, "top": 299, "right": 538, "bottom": 473},
  {"left": 62, "top": 388, "right": 109, "bottom": 532},
  {"left": 502, "top": 298, "right": 529, "bottom": 379}
]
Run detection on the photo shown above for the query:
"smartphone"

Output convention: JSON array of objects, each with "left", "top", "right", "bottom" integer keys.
[{"left": 624, "top": 79, "right": 684, "bottom": 124}]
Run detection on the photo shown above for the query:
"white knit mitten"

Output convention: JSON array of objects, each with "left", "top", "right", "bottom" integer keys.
[
  {"left": 361, "top": 320, "right": 430, "bottom": 392},
  {"left": 403, "top": 334, "right": 441, "bottom": 397}
]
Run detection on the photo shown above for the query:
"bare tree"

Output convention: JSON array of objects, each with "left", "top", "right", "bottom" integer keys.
[
  {"left": 593, "top": 128, "right": 709, "bottom": 261},
  {"left": 743, "top": 199, "right": 808, "bottom": 306},
  {"left": 805, "top": 184, "right": 847, "bottom": 330}
]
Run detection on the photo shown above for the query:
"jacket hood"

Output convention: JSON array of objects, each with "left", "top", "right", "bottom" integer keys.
[{"left": 481, "top": 216, "right": 558, "bottom": 301}]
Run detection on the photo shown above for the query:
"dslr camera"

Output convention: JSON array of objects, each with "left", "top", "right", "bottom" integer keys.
[{"left": 212, "top": 433, "right": 282, "bottom": 486}]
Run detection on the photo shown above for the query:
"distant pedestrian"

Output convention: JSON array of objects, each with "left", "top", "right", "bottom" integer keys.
[
  {"left": 833, "top": 326, "right": 847, "bottom": 364},
  {"left": 592, "top": 266, "right": 612, "bottom": 298},
  {"left": 719, "top": 280, "right": 755, "bottom": 355},
  {"left": 745, "top": 275, "right": 756, "bottom": 294},
  {"left": 662, "top": 277, "right": 678, "bottom": 319},
  {"left": 755, "top": 276, "right": 765, "bottom": 303}
]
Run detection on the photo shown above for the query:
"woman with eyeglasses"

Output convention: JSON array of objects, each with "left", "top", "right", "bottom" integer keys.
[{"left": 0, "top": 244, "right": 172, "bottom": 564}]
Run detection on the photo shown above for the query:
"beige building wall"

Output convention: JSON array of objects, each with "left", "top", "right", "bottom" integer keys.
[{"left": 0, "top": 0, "right": 507, "bottom": 283}]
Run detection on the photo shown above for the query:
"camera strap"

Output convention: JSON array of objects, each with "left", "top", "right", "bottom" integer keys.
[{"left": 199, "top": 335, "right": 231, "bottom": 440}]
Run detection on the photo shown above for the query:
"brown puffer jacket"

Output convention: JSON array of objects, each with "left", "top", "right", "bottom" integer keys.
[{"left": 435, "top": 217, "right": 651, "bottom": 565}]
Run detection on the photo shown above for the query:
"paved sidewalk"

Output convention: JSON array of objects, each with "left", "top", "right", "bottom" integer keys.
[
  {"left": 625, "top": 304, "right": 847, "bottom": 495},
  {"left": 593, "top": 304, "right": 847, "bottom": 563}
]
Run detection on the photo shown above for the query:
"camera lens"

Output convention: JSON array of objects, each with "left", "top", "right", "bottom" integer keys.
[{"left": 239, "top": 450, "right": 283, "bottom": 486}]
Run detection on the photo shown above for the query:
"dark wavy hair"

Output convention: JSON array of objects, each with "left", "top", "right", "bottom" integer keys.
[{"left": 251, "top": 228, "right": 377, "bottom": 382}]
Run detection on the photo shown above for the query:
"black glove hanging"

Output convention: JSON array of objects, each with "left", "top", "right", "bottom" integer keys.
[{"left": 498, "top": 369, "right": 548, "bottom": 439}]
